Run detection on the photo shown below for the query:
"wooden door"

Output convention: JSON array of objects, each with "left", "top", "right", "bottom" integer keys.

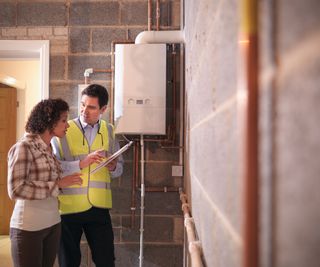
[{"left": 0, "top": 85, "right": 17, "bottom": 234}]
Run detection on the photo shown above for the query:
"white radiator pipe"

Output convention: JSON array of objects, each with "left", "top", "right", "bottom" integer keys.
[
  {"left": 135, "top": 30, "right": 185, "bottom": 44},
  {"left": 180, "top": 192, "right": 203, "bottom": 267},
  {"left": 139, "top": 135, "right": 145, "bottom": 267}
]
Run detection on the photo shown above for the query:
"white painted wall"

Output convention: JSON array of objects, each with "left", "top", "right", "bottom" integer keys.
[{"left": 0, "top": 60, "right": 40, "bottom": 139}]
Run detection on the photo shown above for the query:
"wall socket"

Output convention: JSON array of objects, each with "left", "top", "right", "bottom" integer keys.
[{"left": 172, "top": 165, "right": 183, "bottom": 177}]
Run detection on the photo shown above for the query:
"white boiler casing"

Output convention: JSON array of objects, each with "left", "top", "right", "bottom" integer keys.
[{"left": 114, "top": 44, "right": 166, "bottom": 135}]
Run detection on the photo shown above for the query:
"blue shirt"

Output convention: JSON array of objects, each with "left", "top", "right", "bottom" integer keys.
[{"left": 51, "top": 117, "right": 123, "bottom": 178}]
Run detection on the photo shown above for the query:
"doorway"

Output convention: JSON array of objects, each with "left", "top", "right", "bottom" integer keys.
[
  {"left": 0, "top": 40, "right": 49, "bottom": 234},
  {"left": 0, "top": 40, "right": 49, "bottom": 99},
  {"left": 0, "top": 85, "right": 16, "bottom": 234}
]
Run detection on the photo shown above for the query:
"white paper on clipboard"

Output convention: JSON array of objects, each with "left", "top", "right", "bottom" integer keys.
[{"left": 90, "top": 141, "right": 133, "bottom": 174}]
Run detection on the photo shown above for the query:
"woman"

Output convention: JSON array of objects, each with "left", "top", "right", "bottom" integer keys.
[{"left": 7, "top": 98, "right": 83, "bottom": 267}]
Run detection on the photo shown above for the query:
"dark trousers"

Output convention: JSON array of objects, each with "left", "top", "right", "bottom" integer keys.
[
  {"left": 58, "top": 207, "right": 115, "bottom": 267},
  {"left": 10, "top": 223, "right": 61, "bottom": 267}
]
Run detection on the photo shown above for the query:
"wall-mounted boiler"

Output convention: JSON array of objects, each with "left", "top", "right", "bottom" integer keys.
[{"left": 114, "top": 44, "right": 166, "bottom": 135}]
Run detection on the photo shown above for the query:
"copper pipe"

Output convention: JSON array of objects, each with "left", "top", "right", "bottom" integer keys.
[
  {"left": 171, "top": 44, "right": 177, "bottom": 145},
  {"left": 156, "top": 0, "right": 160, "bottom": 31},
  {"left": 156, "top": 45, "right": 178, "bottom": 146},
  {"left": 159, "top": 145, "right": 184, "bottom": 149},
  {"left": 135, "top": 141, "right": 139, "bottom": 189},
  {"left": 84, "top": 68, "right": 112, "bottom": 84},
  {"left": 243, "top": 34, "right": 259, "bottom": 267},
  {"left": 83, "top": 68, "right": 113, "bottom": 121},
  {"left": 92, "top": 68, "right": 112, "bottom": 73},
  {"left": 145, "top": 186, "right": 180, "bottom": 192},
  {"left": 240, "top": 0, "right": 259, "bottom": 267},
  {"left": 127, "top": 137, "right": 184, "bottom": 148},
  {"left": 128, "top": 137, "right": 183, "bottom": 145},
  {"left": 148, "top": 0, "right": 152, "bottom": 31},
  {"left": 244, "top": 35, "right": 259, "bottom": 267},
  {"left": 270, "top": 1, "right": 278, "bottom": 265},
  {"left": 110, "top": 42, "right": 115, "bottom": 123},
  {"left": 132, "top": 141, "right": 181, "bottom": 194}
]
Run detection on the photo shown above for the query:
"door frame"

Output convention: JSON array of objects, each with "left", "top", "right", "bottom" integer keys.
[
  {"left": 0, "top": 86, "right": 17, "bottom": 234},
  {"left": 0, "top": 40, "right": 49, "bottom": 99}
]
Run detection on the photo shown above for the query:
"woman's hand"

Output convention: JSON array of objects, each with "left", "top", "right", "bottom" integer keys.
[
  {"left": 57, "top": 173, "right": 83, "bottom": 189},
  {"left": 79, "top": 149, "right": 105, "bottom": 169}
]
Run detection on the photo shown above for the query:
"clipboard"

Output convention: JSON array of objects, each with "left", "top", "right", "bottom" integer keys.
[{"left": 90, "top": 141, "right": 133, "bottom": 174}]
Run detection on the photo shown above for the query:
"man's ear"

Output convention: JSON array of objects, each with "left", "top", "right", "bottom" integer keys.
[{"left": 100, "top": 105, "right": 107, "bottom": 114}]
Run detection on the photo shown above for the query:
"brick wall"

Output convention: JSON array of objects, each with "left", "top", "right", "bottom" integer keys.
[{"left": 1, "top": 1, "right": 183, "bottom": 267}]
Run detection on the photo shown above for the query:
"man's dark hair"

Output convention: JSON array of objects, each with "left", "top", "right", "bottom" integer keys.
[
  {"left": 25, "top": 98, "right": 69, "bottom": 134},
  {"left": 81, "top": 84, "right": 109, "bottom": 108}
]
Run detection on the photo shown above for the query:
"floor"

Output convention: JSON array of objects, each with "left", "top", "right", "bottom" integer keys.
[
  {"left": 0, "top": 235, "right": 81, "bottom": 267},
  {"left": 0, "top": 236, "right": 13, "bottom": 267}
]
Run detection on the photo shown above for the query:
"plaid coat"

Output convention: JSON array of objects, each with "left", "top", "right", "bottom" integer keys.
[{"left": 7, "top": 133, "right": 62, "bottom": 200}]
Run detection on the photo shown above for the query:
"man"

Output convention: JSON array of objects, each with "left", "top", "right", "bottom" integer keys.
[{"left": 52, "top": 84, "right": 123, "bottom": 267}]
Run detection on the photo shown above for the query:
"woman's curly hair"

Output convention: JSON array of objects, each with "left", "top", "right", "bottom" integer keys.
[{"left": 25, "top": 98, "right": 69, "bottom": 134}]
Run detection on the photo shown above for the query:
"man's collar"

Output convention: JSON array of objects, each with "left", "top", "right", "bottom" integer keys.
[{"left": 78, "top": 116, "right": 100, "bottom": 128}]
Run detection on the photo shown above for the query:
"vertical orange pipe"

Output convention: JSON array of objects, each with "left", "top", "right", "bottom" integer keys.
[
  {"left": 148, "top": 0, "right": 152, "bottom": 31},
  {"left": 240, "top": 0, "right": 259, "bottom": 267},
  {"left": 156, "top": 0, "right": 160, "bottom": 31}
]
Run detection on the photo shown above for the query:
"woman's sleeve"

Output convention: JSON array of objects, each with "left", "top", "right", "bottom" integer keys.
[{"left": 7, "top": 142, "right": 59, "bottom": 200}]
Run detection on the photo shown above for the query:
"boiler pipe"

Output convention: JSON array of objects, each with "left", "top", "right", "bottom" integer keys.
[
  {"left": 145, "top": 186, "right": 181, "bottom": 192},
  {"left": 135, "top": 141, "right": 139, "bottom": 189},
  {"left": 156, "top": 0, "right": 161, "bottom": 31},
  {"left": 83, "top": 67, "right": 113, "bottom": 122},
  {"left": 179, "top": 43, "right": 185, "bottom": 166},
  {"left": 139, "top": 135, "right": 145, "bottom": 267},
  {"left": 128, "top": 137, "right": 183, "bottom": 146},
  {"left": 172, "top": 44, "right": 177, "bottom": 145},
  {"left": 180, "top": 191, "right": 203, "bottom": 267},
  {"left": 148, "top": 0, "right": 152, "bottom": 31},
  {"left": 239, "top": 0, "right": 259, "bottom": 267},
  {"left": 83, "top": 68, "right": 112, "bottom": 84}
]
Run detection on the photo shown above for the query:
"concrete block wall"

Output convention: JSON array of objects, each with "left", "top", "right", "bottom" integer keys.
[
  {"left": 0, "top": 1, "right": 183, "bottom": 267},
  {"left": 0, "top": 0, "right": 180, "bottom": 118},
  {"left": 259, "top": 0, "right": 320, "bottom": 267},
  {"left": 184, "top": 1, "right": 242, "bottom": 266},
  {"left": 184, "top": 0, "right": 320, "bottom": 267}
]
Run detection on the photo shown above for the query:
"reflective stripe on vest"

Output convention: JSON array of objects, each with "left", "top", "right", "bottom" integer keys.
[
  {"left": 58, "top": 119, "right": 114, "bottom": 214},
  {"left": 60, "top": 181, "right": 111, "bottom": 195}
]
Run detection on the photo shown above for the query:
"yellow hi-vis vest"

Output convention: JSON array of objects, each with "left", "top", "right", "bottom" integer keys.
[{"left": 57, "top": 119, "right": 115, "bottom": 215}]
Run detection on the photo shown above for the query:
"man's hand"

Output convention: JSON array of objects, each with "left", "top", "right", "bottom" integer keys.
[
  {"left": 106, "top": 158, "right": 118, "bottom": 171},
  {"left": 79, "top": 149, "right": 105, "bottom": 169}
]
